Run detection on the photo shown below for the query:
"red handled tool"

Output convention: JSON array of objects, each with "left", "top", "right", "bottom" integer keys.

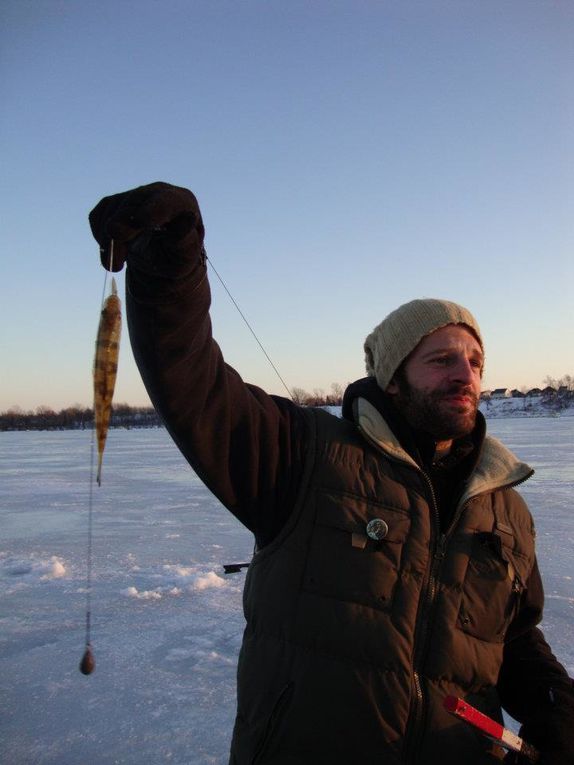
[{"left": 444, "top": 696, "right": 539, "bottom": 762}]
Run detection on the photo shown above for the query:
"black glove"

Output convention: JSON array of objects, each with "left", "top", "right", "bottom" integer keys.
[
  {"left": 89, "top": 181, "right": 204, "bottom": 272},
  {"left": 504, "top": 683, "right": 574, "bottom": 765},
  {"left": 505, "top": 748, "right": 570, "bottom": 765},
  {"left": 514, "top": 722, "right": 574, "bottom": 764}
]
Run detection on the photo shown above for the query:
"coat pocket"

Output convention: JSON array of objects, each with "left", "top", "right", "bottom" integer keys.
[
  {"left": 303, "top": 490, "right": 411, "bottom": 611},
  {"left": 457, "top": 531, "right": 526, "bottom": 643}
]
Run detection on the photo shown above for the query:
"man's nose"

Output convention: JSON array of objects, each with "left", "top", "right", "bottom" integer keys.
[{"left": 451, "top": 357, "right": 475, "bottom": 384}]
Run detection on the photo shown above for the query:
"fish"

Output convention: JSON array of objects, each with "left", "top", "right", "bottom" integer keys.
[{"left": 93, "top": 277, "right": 121, "bottom": 485}]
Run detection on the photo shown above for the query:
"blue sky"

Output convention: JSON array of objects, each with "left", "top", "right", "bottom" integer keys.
[{"left": 1, "top": 0, "right": 572, "bottom": 410}]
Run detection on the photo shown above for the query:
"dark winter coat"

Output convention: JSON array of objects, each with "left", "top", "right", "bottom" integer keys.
[
  {"left": 231, "top": 398, "right": 540, "bottom": 764},
  {"left": 125, "top": 239, "right": 573, "bottom": 765}
]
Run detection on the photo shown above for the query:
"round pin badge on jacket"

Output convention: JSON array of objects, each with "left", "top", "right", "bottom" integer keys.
[{"left": 366, "top": 518, "right": 389, "bottom": 541}]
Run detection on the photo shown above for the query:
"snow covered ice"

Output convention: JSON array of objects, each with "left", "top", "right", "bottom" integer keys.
[
  {"left": 1, "top": 429, "right": 252, "bottom": 764},
  {"left": 1, "top": 420, "right": 573, "bottom": 764}
]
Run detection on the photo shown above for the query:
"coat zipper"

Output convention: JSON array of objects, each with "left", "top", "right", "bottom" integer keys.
[{"left": 404, "top": 470, "right": 441, "bottom": 764}]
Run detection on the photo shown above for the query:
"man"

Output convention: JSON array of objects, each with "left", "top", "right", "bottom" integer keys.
[{"left": 89, "top": 182, "right": 573, "bottom": 764}]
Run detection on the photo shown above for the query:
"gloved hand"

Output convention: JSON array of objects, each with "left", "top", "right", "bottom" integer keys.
[
  {"left": 504, "top": 749, "right": 570, "bottom": 764},
  {"left": 89, "top": 181, "right": 204, "bottom": 272},
  {"left": 503, "top": 720, "right": 574, "bottom": 765}
]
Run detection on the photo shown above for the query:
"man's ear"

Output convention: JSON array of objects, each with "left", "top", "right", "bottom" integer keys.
[{"left": 386, "top": 379, "right": 399, "bottom": 395}]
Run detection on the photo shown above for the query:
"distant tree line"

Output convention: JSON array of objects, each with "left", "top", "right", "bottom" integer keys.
[
  {"left": 0, "top": 403, "right": 162, "bottom": 432},
  {"left": 0, "top": 387, "right": 347, "bottom": 432},
  {"left": 0, "top": 387, "right": 346, "bottom": 432},
  {"left": 542, "top": 374, "right": 574, "bottom": 391},
  {"left": 2, "top": 374, "right": 571, "bottom": 431},
  {"left": 290, "top": 382, "right": 345, "bottom": 407}
]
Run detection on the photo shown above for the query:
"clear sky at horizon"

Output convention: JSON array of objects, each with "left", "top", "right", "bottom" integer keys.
[{"left": 1, "top": 0, "right": 573, "bottom": 411}]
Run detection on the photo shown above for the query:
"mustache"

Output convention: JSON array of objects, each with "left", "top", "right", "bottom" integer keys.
[{"left": 439, "top": 384, "right": 479, "bottom": 404}]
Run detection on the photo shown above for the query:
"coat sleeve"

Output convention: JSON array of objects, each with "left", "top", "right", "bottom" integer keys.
[
  {"left": 124, "top": 236, "right": 309, "bottom": 548},
  {"left": 498, "top": 559, "right": 574, "bottom": 763}
]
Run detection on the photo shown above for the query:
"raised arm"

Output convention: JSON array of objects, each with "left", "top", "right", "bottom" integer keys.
[{"left": 89, "top": 182, "right": 308, "bottom": 546}]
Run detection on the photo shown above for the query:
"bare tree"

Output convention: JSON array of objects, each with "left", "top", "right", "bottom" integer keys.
[
  {"left": 329, "top": 382, "right": 344, "bottom": 405},
  {"left": 291, "top": 387, "right": 311, "bottom": 405},
  {"left": 543, "top": 374, "right": 574, "bottom": 391}
]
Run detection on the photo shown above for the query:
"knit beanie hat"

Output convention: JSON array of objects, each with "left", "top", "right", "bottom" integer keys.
[{"left": 364, "top": 298, "right": 483, "bottom": 391}]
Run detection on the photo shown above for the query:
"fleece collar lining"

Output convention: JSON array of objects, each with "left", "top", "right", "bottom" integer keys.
[{"left": 355, "top": 396, "right": 534, "bottom": 504}]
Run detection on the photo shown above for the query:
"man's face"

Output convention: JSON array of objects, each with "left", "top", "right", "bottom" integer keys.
[{"left": 386, "top": 325, "right": 483, "bottom": 445}]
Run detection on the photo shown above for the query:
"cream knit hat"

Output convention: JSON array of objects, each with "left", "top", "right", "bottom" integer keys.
[{"left": 364, "top": 298, "right": 483, "bottom": 391}]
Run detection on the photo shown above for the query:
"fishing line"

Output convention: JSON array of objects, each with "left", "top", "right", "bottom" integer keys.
[
  {"left": 80, "top": 433, "right": 96, "bottom": 674},
  {"left": 80, "top": 241, "right": 116, "bottom": 676},
  {"left": 98, "top": 240, "right": 114, "bottom": 308},
  {"left": 206, "top": 253, "right": 293, "bottom": 401}
]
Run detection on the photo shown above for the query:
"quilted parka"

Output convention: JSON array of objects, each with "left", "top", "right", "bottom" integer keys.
[{"left": 229, "top": 399, "right": 536, "bottom": 764}]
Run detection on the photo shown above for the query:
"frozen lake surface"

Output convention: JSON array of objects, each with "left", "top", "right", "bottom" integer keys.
[{"left": 1, "top": 417, "right": 573, "bottom": 764}]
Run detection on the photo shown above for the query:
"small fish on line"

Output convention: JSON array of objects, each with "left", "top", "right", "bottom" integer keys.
[
  {"left": 79, "top": 245, "right": 121, "bottom": 675},
  {"left": 93, "top": 277, "right": 121, "bottom": 485}
]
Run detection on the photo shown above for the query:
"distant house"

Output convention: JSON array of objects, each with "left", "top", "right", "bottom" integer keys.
[
  {"left": 491, "top": 388, "right": 511, "bottom": 399},
  {"left": 541, "top": 386, "right": 556, "bottom": 398},
  {"left": 526, "top": 388, "right": 542, "bottom": 397},
  {"left": 557, "top": 386, "right": 569, "bottom": 397},
  {"left": 480, "top": 390, "right": 491, "bottom": 400},
  {"left": 511, "top": 389, "right": 525, "bottom": 398}
]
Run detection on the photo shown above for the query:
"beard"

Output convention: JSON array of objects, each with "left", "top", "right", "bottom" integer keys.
[{"left": 393, "top": 380, "right": 479, "bottom": 442}]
